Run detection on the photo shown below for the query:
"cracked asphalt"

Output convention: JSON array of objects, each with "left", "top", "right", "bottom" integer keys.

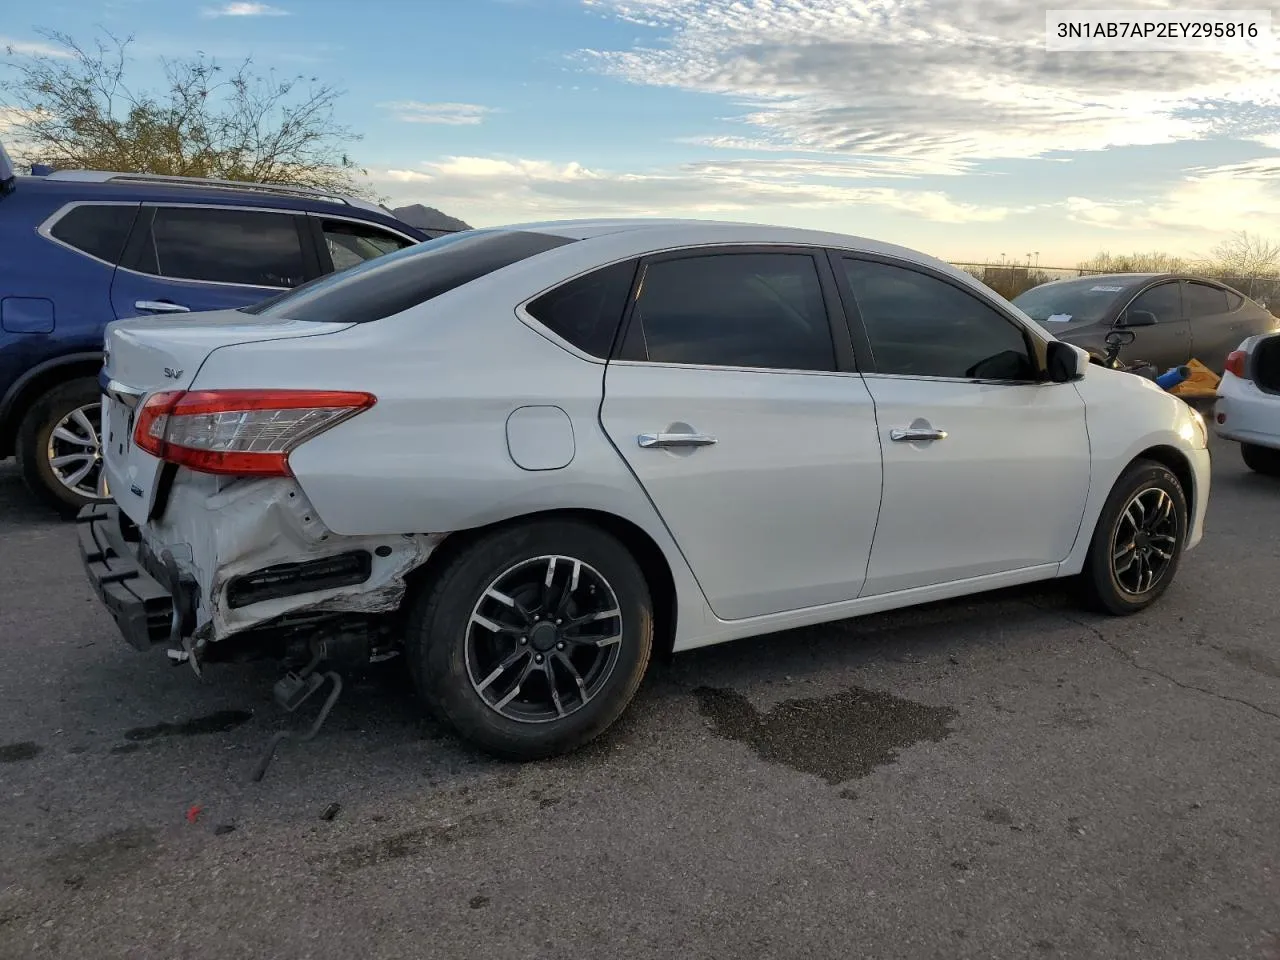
[{"left": 2, "top": 431, "right": 1279, "bottom": 960}]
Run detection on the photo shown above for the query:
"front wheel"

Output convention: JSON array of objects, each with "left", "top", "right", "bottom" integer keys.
[
  {"left": 15, "top": 378, "right": 108, "bottom": 516},
  {"left": 1241, "top": 443, "right": 1280, "bottom": 476},
  {"left": 405, "top": 519, "right": 654, "bottom": 760},
  {"left": 1079, "top": 460, "right": 1188, "bottom": 615}
]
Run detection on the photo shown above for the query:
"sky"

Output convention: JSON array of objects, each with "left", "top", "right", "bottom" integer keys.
[{"left": 4, "top": 0, "right": 1280, "bottom": 265}]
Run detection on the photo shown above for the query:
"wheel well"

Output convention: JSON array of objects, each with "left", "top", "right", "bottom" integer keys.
[
  {"left": 405, "top": 508, "right": 680, "bottom": 662},
  {"left": 0, "top": 359, "right": 103, "bottom": 458},
  {"left": 1132, "top": 444, "right": 1196, "bottom": 522}
]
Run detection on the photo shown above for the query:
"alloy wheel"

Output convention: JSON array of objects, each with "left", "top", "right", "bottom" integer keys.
[
  {"left": 1111, "top": 486, "right": 1179, "bottom": 595},
  {"left": 46, "top": 402, "right": 103, "bottom": 500},
  {"left": 464, "top": 555, "right": 624, "bottom": 724}
]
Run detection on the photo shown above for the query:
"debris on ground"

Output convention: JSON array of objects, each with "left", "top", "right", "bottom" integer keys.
[{"left": 1170, "top": 359, "right": 1221, "bottom": 399}]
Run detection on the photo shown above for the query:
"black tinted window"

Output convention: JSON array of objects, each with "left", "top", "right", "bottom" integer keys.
[
  {"left": 145, "top": 207, "right": 306, "bottom": 288},
  {"left": 242, "top": 229, "right": 575, "bottom": 323},
  {"left": 321, "top": 219, "right": 414, "bottom": 271},
  {"left": 526, "top": 260, "right": 638, "bottom": 357},
  {"left": 843, "top": 258, "right": 1035, "bottom": 380},
  {"left": 620, "top": 253, "right": 834, "bottom": 371},
  {"left": 1128, "top": 282, "right": 1180, "bottom": 323},
  {"left": 1184, "top": 281, "right": 1229, "bottom": 317},
  {"left": 49, "top": 204, "right": 137, "bottom": 264}
]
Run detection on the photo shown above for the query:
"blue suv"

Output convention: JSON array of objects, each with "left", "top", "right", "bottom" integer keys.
[{"left": 0, "top": 142, "right": 433, "bottom": 513}]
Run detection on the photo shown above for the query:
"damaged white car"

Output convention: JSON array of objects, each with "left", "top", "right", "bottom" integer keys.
[{"left": 80, "top": 219, "right": 1212, "bottom": 759}]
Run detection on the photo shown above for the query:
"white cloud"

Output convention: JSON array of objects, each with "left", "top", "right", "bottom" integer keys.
[
  {"left": 371, "top": 154, "right": 1010, "bottom": 224},
  {"left": 380, "top": 102, "right": 495, "bottom": 125},
  {"left": 201, "top": 2, "right": 289, "bottom": 17},
  {"left": 1, "top": 36, "right": 76, "bottom": 58},
  {"left": 0, "top": 107, "right": 40, "bottom": 133},
  {"left": 578, "top": 0, "right": 1280, "bottom": 164},
  {"left": 1062, "top": 157, "right": 1280, "bottom": 238}
]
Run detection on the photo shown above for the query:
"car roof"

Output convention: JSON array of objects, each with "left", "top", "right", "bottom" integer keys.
[
  {"left": 13, "top": 170, "right": 430, "bottom": 237},
  {"left": 501, "top": 216, "right": 966, "bottom": 273},
  {"left": 1030, "top": 273, "right": 1167, "bottom": 289}
]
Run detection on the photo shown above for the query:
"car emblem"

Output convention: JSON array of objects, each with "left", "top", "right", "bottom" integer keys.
[{"left": 163, "top": 367, "right": 184, "bottom": 380}]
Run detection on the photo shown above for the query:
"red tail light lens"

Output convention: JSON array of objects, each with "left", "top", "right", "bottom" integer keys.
[
  {"left": 1224, "top": 350, "right": 1248, "bottom": 379},
  {"left": 133, "top": 389, "right": 376, "bottom": 476}
]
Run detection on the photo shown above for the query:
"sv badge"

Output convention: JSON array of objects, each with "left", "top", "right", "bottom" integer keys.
[{"left": 163, "top": 367, "right": 184, "bottom": 380}]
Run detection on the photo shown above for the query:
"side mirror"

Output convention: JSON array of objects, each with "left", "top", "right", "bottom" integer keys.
[
  {"left": 1045, "top": 340, "right": 1086, "bottom": 382},
  {"left": 1119, "top": 309, "right": 1158, "bottom": 328}
]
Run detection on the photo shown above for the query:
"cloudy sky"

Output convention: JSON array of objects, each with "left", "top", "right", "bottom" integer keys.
[{"left": 5, "top": 0, "right": 1280, "bottom": 264}]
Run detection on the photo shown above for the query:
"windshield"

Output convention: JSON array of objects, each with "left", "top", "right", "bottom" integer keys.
[
  {"left": 239, "top": 228, "right": 575, "bottom": 324},
  {"left": 1012, "top": 278, "right": 1133, "bottom": 326}
]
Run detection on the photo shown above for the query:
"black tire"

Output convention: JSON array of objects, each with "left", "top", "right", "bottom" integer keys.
[
  {"left": 1241, "top": 443, "right": 1280, "bottom": 476},
  {"left": 405, "top": 519, "right": 654, "bottom": 760},
  {"left": 15, "top": 377, "right": 106, "bottom": 517},
  {"left": 1079, "top": 460, "right": 1188, "bottom": 616}
]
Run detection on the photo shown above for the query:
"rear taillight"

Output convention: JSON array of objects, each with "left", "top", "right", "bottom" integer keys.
[
  {"left": 133, "top": 389, "right": 376, "bottom": 476},
  {"left": 1225, "top": 350, "right": 1248, "bottom": 379}
]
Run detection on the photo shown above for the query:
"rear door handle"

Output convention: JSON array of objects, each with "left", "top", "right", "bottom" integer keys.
[
  {"left": 638, "top": 432, "right": 718, "bottom": 449},
  {"left": 135, "top": 300, "right": 190, "bottom": 314},
  {"left": 890, "top": 427, "right": 947, "bottom": 442}
]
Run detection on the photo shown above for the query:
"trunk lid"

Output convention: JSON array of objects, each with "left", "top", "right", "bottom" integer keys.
[{"left": 101, "top": 309, "right": 353, "bottom": 525}]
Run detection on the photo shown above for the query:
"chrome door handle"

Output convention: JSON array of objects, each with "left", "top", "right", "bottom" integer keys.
[
  {"left": 637, "top": 432, "right": 718, "bottom": 449},
  {"left": 890, "top": 427, "right": 947, "bottom": 442},
  {"left": 135, "top": 300, "right": 190, "bottom": 314}
]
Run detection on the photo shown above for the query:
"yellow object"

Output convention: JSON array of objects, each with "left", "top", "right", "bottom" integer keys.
[{"left": 1170, "top": 358, "right": 1221, "bottom": 399}]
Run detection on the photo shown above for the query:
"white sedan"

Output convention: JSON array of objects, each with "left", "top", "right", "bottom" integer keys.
[
  {"left": 79, "top": 219, "right": 1212, "bottom": 759},
  {"left": 1212, "top": 333, "right": 1280, "bottom": 475}
]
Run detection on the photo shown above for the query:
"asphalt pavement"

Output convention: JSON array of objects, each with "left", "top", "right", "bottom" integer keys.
[{"left": 2, "top": 435, "right": 1279, "bottom": 960}]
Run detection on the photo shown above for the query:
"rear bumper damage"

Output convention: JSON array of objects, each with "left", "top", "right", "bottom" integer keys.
[{"left": 78, "top": 474, "right": 442, "bottom": 657}]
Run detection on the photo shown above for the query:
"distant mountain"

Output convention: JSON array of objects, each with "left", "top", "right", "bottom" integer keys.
[{"left": 391, "top": 203, "right": 472, "bottom": 236}]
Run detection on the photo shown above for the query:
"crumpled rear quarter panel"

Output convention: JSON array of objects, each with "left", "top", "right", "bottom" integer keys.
[{"left": 145, "top": 472, "right": 442, "bottom": 642}]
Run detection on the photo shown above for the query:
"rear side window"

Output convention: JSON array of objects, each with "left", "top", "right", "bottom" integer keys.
[
  {"left": 48, "top": 204, "right": 137, "bottom": 264},
  {"left": 138, "top": 206, "right": 307, "bottom": 288},
  {"left": 1226, "top": 290, "right": 1244, "bottom": 310},
  {"left": 1184, "top": 281, "right": 1229, "bottom": 317},
  {"left": 618, "top": 252, "right": 836, "bottom": 371},
  {"left": 525, "top": 259, "right": 639, "bottom": 357},
  {"left": 242, "top": 229, "right": 576, "bottom": 323}
]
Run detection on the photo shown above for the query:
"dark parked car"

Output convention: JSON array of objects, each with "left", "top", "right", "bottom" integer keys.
[
  {"left": 0, "top": 145, "right": 440, "bottom": 513},
  {"left": 1011, "top": 273, "right": 1278, "bottom": 375}
]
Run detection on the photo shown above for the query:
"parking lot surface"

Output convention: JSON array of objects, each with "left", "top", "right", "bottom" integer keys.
[{"left": 2, "top": 434, "right": 1279, "bottom": 960}]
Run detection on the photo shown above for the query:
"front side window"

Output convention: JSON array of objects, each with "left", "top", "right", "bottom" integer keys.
[
  {"left": 139, "top": 206, "right": 307, "bottom": 288},
  {"left": 321, "top": 219, "right": 415, "bottom": 271},
  {"left": 1127, "top": 282, "right": 1181, "bottom": 323},
  {"left": 842, "top": 258, "right": 1036, "bottom": 381},
  {"left": 619, "top": 252, "right": 835, "bottom": 371}
]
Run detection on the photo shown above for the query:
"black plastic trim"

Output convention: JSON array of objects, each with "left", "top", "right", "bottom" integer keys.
[
  {"left": 225, "top": 550, "right": 373, "bottom": 609},
  {"left": 77, "top": 503, "right": 175, "bottom": 651}
]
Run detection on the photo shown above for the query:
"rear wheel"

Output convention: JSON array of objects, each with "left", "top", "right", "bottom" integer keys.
[
  {"left": 1241, "top": 442, "right": 1280, "bottom": 476},
  {"left": 1079, "top": 460, "right": 1188, "bottom": 615},
  {"left": 15, "top": 378, "right": 107, "bottom": 516},
  {"left": 405, "top": 519, "right": 654, "bottom": 760}
]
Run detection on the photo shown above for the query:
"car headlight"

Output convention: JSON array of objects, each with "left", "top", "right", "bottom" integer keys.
[{"left": 1180, "top": 406, "right": 1208, "bottom": 448}]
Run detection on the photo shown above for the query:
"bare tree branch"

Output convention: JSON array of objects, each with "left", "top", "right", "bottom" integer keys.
[{"left": 1, "top": 28, "right": 372, "bottom": 197}]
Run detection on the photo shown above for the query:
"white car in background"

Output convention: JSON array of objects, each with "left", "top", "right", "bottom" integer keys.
[
  {"left": 79, "top": 219, "right": 1212, "bottom": 760},
  {"left": 1213, "top": 333, "right": 1280, "bottom": 474}
]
